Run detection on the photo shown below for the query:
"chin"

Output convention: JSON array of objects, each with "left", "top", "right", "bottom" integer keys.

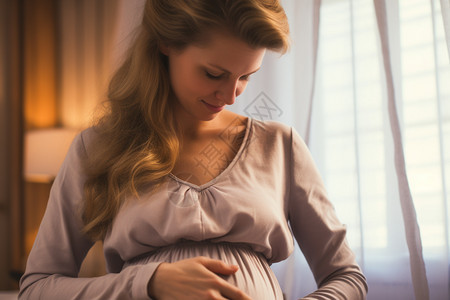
[
  {"left": 196, "top": 107, "right": 223, "bottom": 121},
  {"left": 199, "top": 113, "right": 219, "bottom": 121}
]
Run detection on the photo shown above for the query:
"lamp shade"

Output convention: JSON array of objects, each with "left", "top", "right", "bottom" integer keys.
[{"left": 24, "top": 128, "right": 79, "bottom": 182}]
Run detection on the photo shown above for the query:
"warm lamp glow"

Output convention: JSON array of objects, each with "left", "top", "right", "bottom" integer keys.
[{"left": 24, "top": 128, "right": 79, "bottom": 182}]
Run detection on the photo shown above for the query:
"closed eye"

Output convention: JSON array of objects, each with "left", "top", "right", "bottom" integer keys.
[
  {"left": 205, "top": 72, "right": 223, "bottom": 80},
  {"left": 205, "top": 70, "right": 253, "bottom": 81},
  {"left": 240, "top": 74, "right": 251, "bottom": 81}
]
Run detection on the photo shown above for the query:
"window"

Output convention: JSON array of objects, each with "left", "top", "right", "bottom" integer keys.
[{"left": 313, "top": 0, "right": 449, "bottom": 264}]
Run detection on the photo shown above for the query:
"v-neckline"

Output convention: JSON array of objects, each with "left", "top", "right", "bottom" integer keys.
[{"left": 169, "top": 117, "right": 252, "bottom": 191}]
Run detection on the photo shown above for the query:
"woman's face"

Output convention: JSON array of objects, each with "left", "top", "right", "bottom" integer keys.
[{"left": 165, "top": 31, "right": 266, "bottom": 122}]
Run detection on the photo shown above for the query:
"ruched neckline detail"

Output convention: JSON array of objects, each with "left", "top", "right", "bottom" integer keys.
[{"left": 168, "top": 117, "right": 253, "bottom": 191}]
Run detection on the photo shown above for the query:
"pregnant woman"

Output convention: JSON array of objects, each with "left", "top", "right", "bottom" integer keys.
[{"left": 19, "top": 0, "right": 367, "bottom": 299}]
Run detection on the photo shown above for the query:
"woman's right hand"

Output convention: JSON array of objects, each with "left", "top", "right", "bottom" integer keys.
[{"left": 147, "top": 256, "right": 252, "bottom": 300}]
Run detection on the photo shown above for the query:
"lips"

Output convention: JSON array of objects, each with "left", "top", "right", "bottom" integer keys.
[{"left": 201, "top": 100, "right": 225, "bottom": 113}]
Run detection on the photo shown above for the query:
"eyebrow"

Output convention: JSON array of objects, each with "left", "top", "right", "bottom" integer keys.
[{"left": 207, "top": 64, "right": 261, "bottom": 76}]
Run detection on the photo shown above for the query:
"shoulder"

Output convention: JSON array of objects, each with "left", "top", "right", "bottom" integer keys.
[
  {"left": 244, "top": 119, "right": 293, "bottom": 158},
  {"left": 58, "top": 127, "right": 102, "bottom": 170},
  {"left": 249, "top": 119, "right": 309, "bottom": 155},
  {"left": 76, "top": 126, "right": 103, "bottom": 156},
  {"left": 250, "top": 119, "right": 293, "bottom": 141}
]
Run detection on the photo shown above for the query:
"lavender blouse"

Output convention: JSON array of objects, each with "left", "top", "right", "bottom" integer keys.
[{"left": 19, "top": 118, "right": 367, "bottom": 299}]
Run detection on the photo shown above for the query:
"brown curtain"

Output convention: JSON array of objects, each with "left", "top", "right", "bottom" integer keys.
[
  {"left": 23, "top": 0, "right": 58, "bottom": 129},
  {"left": 0, "top": 0, "right": 125, "bottom": 288},
  {"left": 0, "top": 0, "right": 24, "bottom": 290}
]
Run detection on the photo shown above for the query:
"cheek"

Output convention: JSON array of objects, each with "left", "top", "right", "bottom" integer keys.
[
  {"left": 181, "top": 78, "right": 213, "bottom": 100},
  {"left": 170, "top": 69, "right": 197, "bottom": 97},
  {"left": 169, "top": 57, "right": 197, "bottom": 94},
  {"left": 171, "top": 69, "right": 215, "bottom": 98},
  {"left": 186, "top": 75, "right": 219, "bottom": 99}
]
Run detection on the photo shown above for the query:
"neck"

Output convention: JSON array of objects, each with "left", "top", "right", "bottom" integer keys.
[{"left": 173, "top": 107, "right": 223, "bottom": 140}]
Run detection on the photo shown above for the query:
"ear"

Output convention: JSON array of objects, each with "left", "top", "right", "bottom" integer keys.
[{"left": 159, "top": 42, "right": 170, "bottom": 56}]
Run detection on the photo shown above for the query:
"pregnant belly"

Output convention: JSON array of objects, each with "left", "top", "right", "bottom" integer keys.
[{"left": 123, "top": 241, "right": 284, "bottom": 299}]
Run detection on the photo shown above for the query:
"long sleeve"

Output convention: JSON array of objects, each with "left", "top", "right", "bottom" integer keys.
[
  {"left": 19, "top": 132, "right": 160, "bottom": 300},
  {"left": 287, "top": 128, "right": 368, "bottom": 299}
]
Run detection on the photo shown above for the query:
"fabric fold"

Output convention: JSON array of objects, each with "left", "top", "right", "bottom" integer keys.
[
  {"left": 373, "top": 1, "right": 430, "bottom": 299},
  {"left": 440, "top": 0, "right": 450, "bottom": 59}
]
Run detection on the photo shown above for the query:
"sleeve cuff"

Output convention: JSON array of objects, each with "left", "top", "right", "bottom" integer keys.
[{"left": 131, "top": 262, "right": 163, "bottom": 300}]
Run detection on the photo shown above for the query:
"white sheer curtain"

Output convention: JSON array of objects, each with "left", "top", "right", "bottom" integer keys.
[
  {"left": 58, "top": 0, "right": 147, "bottom": 129},
  {"left": 58, "top": 0, "right": 127, "bottom": 128},
  {"left": 441, "top": 0, "right": 450, "bottom": 56},
  {"left": 233, "top": 0, "right": 450, "bottom": 299}
]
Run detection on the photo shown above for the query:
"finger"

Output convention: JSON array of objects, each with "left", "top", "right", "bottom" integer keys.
[
  {"left": 198, "top": 257, "right": 239, "bottom": 275},
  {"left": 219, "top": 283, "right": 252, "bottom": 300},
  {"left": 205, "top": 289, "right": 228, "bottom": 300}
]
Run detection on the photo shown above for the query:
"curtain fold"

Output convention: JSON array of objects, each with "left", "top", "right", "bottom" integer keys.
[
  {"left": 440, "top": 0, "right": 450, "bottom": 57},
  {"left": 58, "top": 0, "right": 146, "bottom": 129},
  {"left": 303, "top": 0, "right": 321, "bottom": 146},
  {"left": 0, "top": 0, "right": 24, "bottom": 288},
  {"left": 372, "top": 0, "right": 432, "bottom": 299},
  {"left": 59, "top": 0, "right": 121, "bottom": 129}
]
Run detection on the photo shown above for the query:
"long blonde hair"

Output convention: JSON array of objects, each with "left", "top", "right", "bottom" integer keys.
[{"left": 82, "top": 0, "right": 290, "bottom": 240}]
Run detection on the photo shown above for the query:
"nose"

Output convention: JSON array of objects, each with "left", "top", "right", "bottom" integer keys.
[{"left": 215, "top": 80, "right": 243, "bottom": 105}]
